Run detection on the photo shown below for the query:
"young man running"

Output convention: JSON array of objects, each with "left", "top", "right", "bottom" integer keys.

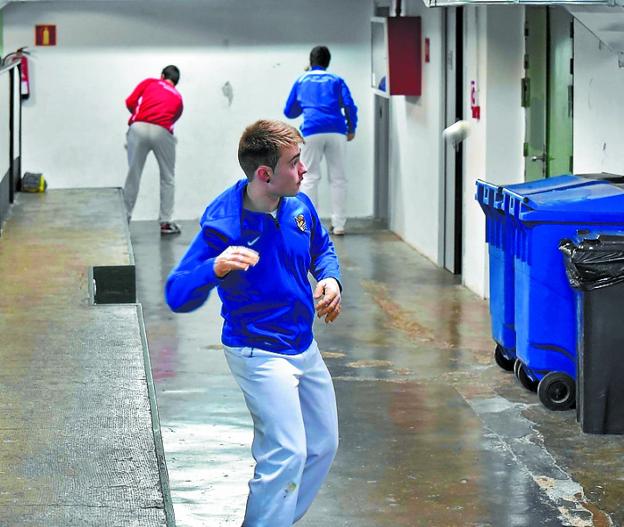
[{"left": 166, "top": 119, "right": 342, "bottom": 526}]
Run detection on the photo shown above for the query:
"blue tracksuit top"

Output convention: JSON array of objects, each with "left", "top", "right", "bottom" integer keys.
[
  {"left": 284, "top": 66, "right": 358, "bottom": 137},
  {"left": 165, "top": 179, "right": 342, "bottom": 355}
]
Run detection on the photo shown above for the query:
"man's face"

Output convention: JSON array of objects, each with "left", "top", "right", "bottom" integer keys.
[{"left": 268, "top": 144, "right": 307, "bottom": 197}]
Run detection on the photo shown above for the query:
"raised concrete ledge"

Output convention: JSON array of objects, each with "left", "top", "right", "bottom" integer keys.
[{"left": 0, "top": 188, "right": 173, "bottom": 526}]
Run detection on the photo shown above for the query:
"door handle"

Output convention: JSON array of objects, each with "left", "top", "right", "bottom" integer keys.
[{"left": 531, "top": 154, "right": 546, "bottom": 162}]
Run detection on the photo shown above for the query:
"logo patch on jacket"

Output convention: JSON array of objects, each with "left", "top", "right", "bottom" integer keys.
[{"left": 295, "top": 214, "right": 307, "bottom": 232}]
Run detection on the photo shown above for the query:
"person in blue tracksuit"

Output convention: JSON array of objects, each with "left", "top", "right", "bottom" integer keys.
[
  {"left": 284, "top": 45, "right": 358, "bottom": 235},
  {"left": 165, "top": 119, "right": 342, "bottom": 527}
]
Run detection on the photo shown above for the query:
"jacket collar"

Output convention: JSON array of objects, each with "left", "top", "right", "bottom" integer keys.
[{"left": 200, "top": 179, "right": 293, "bottom": 238}]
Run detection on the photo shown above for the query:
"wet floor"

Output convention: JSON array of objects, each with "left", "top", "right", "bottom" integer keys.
[{"left": 131, "top": 220, "right": 623, "bottom": 527}]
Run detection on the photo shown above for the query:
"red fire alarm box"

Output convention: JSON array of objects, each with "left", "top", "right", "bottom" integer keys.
[{"left": 371, "top": 16, "right": 422, "bottom": 97}]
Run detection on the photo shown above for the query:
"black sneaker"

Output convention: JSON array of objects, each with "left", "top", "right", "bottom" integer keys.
[{"left": 160, "top": 222, "right": 182, "bottom": 235}]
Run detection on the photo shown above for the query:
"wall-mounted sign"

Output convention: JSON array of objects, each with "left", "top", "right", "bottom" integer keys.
[{"left": 35, "top": 25, "right": 57, "bottom": 46}]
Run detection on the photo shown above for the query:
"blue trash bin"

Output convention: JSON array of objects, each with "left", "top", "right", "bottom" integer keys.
[
  {"left": 504, "top": 178, "right": 624, "bottom": 410},
  {"left": 476, "top": 175, "right": 594, "bottom": 372},
  {"left": 476, "top": 181, "right": 515, "bottom": 370}
]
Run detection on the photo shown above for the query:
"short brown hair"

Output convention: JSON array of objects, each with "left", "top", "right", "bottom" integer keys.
[{"left": 238, "top": 120, "right": 303, "bottom": 178}]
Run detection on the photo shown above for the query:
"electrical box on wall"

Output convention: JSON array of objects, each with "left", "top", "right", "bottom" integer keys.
[{"left": 371, "top": 16, "right": 422, "bottom": 97}]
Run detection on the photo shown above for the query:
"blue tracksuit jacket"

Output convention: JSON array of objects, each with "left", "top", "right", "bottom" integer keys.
[
  {"left": 284, "top": 66, "right": 358, "bottom": 137},
  {"left": 165, "top": 179, "right": 342, "bottom": 355}
]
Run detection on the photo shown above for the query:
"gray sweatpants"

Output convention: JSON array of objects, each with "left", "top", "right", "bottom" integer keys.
[{"left": 123, "top": 121, "right": 177, "bottom": 222}]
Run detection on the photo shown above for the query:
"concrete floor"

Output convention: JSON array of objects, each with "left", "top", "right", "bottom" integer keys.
[
  {"left": 0, "top": 191, "right": 169, "bottom": 526},
  {"left": 132, "top": 220, "right": 623, "bottom": 527}
]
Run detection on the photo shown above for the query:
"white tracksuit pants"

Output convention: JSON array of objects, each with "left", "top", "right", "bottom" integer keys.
[
  {"left": 224, "top": 340, "right": 339, "bottom": 527},
  {"left": 123, "top": 121, "right": 176, "bottom": 223},
  {"left": 300, "top": 133, "right": 347, "bottom": 231}
]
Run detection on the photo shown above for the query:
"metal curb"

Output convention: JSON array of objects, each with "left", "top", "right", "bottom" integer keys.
[{"left": 136, "top": 303, "right": 177, "bottom": 527}]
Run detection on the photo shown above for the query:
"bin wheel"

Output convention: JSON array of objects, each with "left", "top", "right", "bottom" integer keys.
[
  {"left": 516, "top": 363, "right": 538, "bottom": 392},
  {"left": 494, "top": 344, "right": 515, "bottom": 371},
  {"left": 537, "top": 372, "right": 575, "bottom": 411},
  {"left": 513, "top": 358, "right": 522, "bottom": 378}
]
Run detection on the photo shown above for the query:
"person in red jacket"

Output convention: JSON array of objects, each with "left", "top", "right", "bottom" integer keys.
[{"left": 123, "top": 65, "right": 184, "bottom": 235}]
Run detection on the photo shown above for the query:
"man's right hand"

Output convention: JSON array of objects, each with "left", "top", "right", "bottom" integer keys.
[
  {"left": 346, "top": 133, "right": 355, "bottom": 142},
  {"left": 214, "top": 246, "right": 260, "bottom": 278}
]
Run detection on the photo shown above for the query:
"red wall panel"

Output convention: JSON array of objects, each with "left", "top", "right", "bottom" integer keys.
[{"left": 388, "top": 17, "right": 422, "bottom": 96}]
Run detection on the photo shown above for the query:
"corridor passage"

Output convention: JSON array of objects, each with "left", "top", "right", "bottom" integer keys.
[{"left": 132, "top": 220, "right": 622, "bottom": 527}]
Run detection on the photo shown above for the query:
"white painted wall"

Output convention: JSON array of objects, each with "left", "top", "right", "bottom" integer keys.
[
  {"left": 484, "top": 7, "right": 524, "bottom": 189},
  {"left": 573, "top": 21, "right": 624, "bottom": 175},
  {"left": 4, "top": 0, "right": 532, "bottom": 299},
  {"left": 3, "top": 0, "right": 374, "bottom": 220},
  {"left": 461, "top": 6, "right": 524, "bottom": 297},
  {"left": 461, "top": 6, "right": 489, "bottom": 296},
  {"left": 386, "top": 0, "right": 445, "bottom": 264}
]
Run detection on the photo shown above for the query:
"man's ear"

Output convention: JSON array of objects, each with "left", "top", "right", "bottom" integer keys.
[{"left": 256, "top": 165, "right": 272, "bottom": 183}]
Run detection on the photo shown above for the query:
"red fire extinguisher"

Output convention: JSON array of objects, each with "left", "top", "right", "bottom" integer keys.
[
  {"left": 2, "top": 47, "right": 31, "bottom": 100},
  {"left": 18, "top": 54, "right": 30, "bottom": 100}
]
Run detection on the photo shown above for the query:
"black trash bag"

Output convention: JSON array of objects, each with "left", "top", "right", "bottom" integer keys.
[{"left": 559, "top": 235, "right": 624, "bottom": 291}]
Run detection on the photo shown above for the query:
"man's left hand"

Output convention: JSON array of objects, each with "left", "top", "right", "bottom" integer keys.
[{"left": 314, "top": 278, "right": 342, "bottom": 324}]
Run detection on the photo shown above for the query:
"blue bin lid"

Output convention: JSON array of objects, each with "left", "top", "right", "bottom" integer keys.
[
  {"left": 506, "top": 180, "right": 624, "bottom": 223},
  {"left": 503, "top": 173, "right": 624, "bottom": 197},
  {"left": 475, "top": 180, "right": 504, "bottom": 209},
  {"left": 505, "top": 174, "right": 581, "bottom": 193},
  {"left": 477, "top": 174, "right": 583, "bottom": 211},
  {"left": 502, "top": 174, "right": 601, "bottom": 216}
]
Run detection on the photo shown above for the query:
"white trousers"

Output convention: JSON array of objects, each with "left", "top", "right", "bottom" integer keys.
[
  {"left": 300, "top": 133, "right": 347, "bottom": 231},
  {"left": 224, "top": 340, "right": 339, "bottom": 527},
  {"left": 123, "top": 121, "right": 176, "bottom": 222}
]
